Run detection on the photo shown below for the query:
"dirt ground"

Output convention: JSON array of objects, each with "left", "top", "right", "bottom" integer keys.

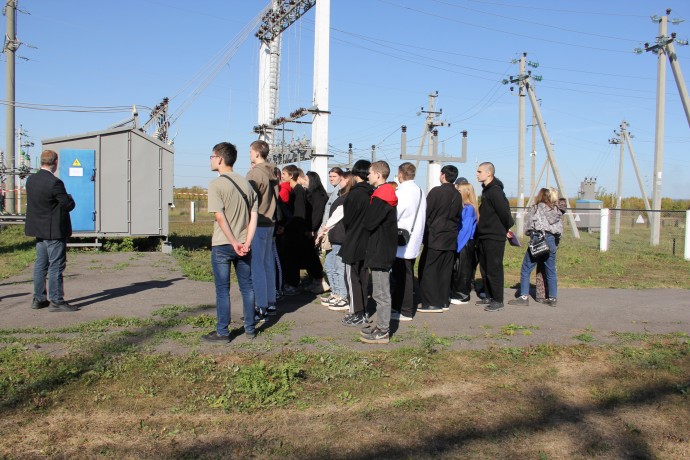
[{"left": 1, "top": 251, "right": 688, "bottom": 351}]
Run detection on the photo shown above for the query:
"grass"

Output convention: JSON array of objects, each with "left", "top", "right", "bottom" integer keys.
[
  {"left": 1, "top": 220, "right": 689, "bottom": 457},
  {"left": 0, "top": 320, "right": 688, "bottom": 458}
]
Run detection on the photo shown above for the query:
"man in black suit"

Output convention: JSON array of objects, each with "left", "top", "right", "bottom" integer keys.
[{"left": 25, "top": 150, "right": 78, "bottom": 312}]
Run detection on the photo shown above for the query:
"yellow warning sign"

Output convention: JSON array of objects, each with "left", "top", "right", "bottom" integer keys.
[{"left": 72, "top": 159, "right": 81, "bottom": 167}]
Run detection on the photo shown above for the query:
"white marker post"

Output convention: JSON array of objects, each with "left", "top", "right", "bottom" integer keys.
[
  {"left": 190, "top": 201, "right": 196, "bottom": 224},
  {"left": 600, "top": 208, "right": 610, "bottom": 252},
  {"left": 685, "top": 210, "right": 690, "bottom": 261}
]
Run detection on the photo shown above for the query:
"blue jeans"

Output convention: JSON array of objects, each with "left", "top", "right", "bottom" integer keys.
[
  {"left": 33, "top": 238, "right": 67, "bottom": 303},
  {"left": 250, "top": 226, "right": 276, "bottom": 309},
  {"left": 520, "top": 233, "right": 558, "bottom": 299},
  {"left": 212, "top": 245, "right": 255, "bottom": 336},
  {"left": 324, "top": 244, "right": 347, "bottom": 298}
]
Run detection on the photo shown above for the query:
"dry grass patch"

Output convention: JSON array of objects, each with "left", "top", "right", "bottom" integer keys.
[{"left": 1, "top": 335, "right": 688, "bottom": 459}]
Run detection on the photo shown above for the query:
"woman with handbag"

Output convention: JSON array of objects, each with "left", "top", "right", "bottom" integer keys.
[{"left": 508, "top": 187, "right": 563, "bottom": 307}]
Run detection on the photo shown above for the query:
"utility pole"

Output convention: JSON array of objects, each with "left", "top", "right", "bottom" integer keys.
[
  {"left": 517, "top": 54, "right": 526, "bottom": 233},
  {"left": 505, "top": 65, "right": 580, "bottom": 238},
  {"left": 400, "top": 92, "right": 466, "bottom": 193},
  {"left": 511, "top": 53, "right": 539, "bottom": 232},
  {"left": 608, "top": 127, "right": 625, "bottom": 235},
  {"left": 637, "top": 8, "right": 690, "bottom": 245},
  {"left": 4, "top": 1, "right": 17, "bottom": 214},
  {"left": 529, "top": 106, "right": 537, "bottom": 197}
]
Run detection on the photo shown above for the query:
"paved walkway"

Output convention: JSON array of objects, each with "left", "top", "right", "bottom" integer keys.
[{"left": 1, "top": 252, "right": 688, "bottom": 351}]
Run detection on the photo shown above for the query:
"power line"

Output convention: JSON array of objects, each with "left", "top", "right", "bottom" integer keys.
[
  {"left": 429, "top": 0, "right": 642, "bottom": 42},
  {"left": 377, "top": 0, "right": 639, "bottom": 54}
]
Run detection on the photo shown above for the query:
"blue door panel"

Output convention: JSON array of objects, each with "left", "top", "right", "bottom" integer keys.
[{"left": 59, "top": 149, "right": 95, "bottom": 232}]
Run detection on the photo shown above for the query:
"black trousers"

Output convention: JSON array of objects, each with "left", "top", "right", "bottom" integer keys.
[
  {"left": 419, "top": 247, "right": 454, "bottom": 308},
  {"left": 477, "top": 238, "right": 506, "bottom": 303},
  {"left": 450, "top": 239, "right": 474, "bottom": 301},
  {"left": 345, "top": 260, "right": 369, "bottom": 315},
  {"left": 392, "top": 257, "right": 416, "bottom": 317}
]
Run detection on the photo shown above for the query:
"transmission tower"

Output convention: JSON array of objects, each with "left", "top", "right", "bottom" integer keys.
[{"left": 255, "top": 0, "right": 330, "bottom": 186}]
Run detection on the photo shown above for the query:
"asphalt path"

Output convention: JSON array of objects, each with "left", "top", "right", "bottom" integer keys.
[{"left": 1, "top": 252, "right": 688, "bottom": 350}]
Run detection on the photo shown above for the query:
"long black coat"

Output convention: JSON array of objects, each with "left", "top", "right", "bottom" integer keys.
[
  {"left": 338, "top": 181, "right": 374, "bottom": 264},
  {"left": 25, "top": 169, "right": 75, "bottom": 240}
]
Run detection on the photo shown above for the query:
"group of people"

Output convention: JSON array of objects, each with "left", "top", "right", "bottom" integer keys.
[
  {"left": 22, "top": 143, "right": 564, "bottom": 346},
  {"left": 203, "top": 140, "right": 565, "bottom": 345}
]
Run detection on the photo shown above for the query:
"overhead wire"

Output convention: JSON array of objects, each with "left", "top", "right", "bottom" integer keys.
[{"left": 377, "top": 0, "right": 640, "bottom": 54}]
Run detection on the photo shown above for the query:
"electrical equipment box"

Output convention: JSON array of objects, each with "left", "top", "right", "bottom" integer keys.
[{"left": 42, "top": 127, "right": 174, "bottom": 239}]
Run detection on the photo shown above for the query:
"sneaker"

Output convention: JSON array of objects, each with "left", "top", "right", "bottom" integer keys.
[
  {"left": 544, "top": 298, "right": 558, "bottom": 307},
  {"left": 202, "top": 331, "right": 230, "bottom": 342},
  {"left": 282, "top": 285, "right": 299, "bottom": 296},
  {"left": 442, "top": 304, "right": 450, "bottom": 311},
  {"left": 484, "top": 301, "right": 504, "bottom": 312},
  {"left": 320, "top": 294, "right": 337, "bottom": 306},
  {"left": 450, "top": 297, "right": 469, "bottom": 305},
  {"left": 535, "top": 297, "right": 546, "bottom": 304},
  {"left": 48, "top": 301, "right": 79, "bottom": 312},
  {"left": 342, "top": 313, "right": 366, "bottom": 327},
  {"left": 360, "top": 326, "right": 390, "bottom": 344},
  {"left": 417, "top": 305, "right": 444, "bottom": 314},
  {"left": 328, "top": 298, "right": 350, "bottom": 311},
  {"left": 475, "top": 298, "right": 492, "bottom": 306},
  {"left": 391, "top": 311, "right": 413, "bottom": 322},
  {"left": 508, "top": 296, "right": 529, "bottom": 306},
  {"left": 31, "top": 298, "right": 50, "bottom": 309},
  {"left": 267, "top": 304, "right": 277, "bottom": 316}
]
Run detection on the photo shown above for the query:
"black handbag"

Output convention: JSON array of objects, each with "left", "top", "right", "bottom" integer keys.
[
  {"left": 528, "top": 231, "right": 550, "bottom": 258},
  {"left": 397, "top": 188, "right": 423, "bottom": 246}
]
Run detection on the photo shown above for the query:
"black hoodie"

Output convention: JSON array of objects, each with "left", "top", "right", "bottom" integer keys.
[{"left": 476, "top": 177, "right": 514, "bottom": 241}]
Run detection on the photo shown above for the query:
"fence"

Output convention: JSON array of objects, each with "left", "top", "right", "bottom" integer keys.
[{"left": 512, "top": 207, "right": 688, "bottom": 260}]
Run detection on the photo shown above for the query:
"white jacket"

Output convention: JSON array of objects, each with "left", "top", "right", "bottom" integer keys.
[{"left": 395, "top": 180, "right": 426, "bottom": 259}]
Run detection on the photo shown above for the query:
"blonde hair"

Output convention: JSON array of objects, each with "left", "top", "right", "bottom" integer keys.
[
  {"left": 458, "top": 183, "right": 479, "bottom": 219},
  {"left": 548, "top": 187, "right": 559, "bottom": 203}
]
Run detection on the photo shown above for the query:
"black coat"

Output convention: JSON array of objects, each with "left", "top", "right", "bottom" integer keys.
[
  {"left": 25, "top": 169, "right": 75, "bottom": 240},
  {"left": 338, "top": 181, "right": 373, "bottom": 264},
  {"left": 364, "top": 195, "right": 398, "bottom": 270},
  {"left": 327, "top": 194, "right": 347, "bottom": 245},
  {"left": 476, "top": 177, "right": 514, "bottom": 241},
  {"left": 424, "top": 183, "right": 462, "bottom": 251}
]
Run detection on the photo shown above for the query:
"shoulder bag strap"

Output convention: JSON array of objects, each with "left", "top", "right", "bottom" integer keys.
[
  {"left": 409, "top": 188, "right": 423, "bottom": 233},
  {"left": 220, "top": 174, "right": 251, "bottom": 220}
]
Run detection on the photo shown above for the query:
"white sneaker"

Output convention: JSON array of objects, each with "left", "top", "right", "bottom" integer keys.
[
  {"left": 391, "top": 311, "right": 413, "bottom": 322},
  {"left": 450, "top": 297, "right": 469, "bottom": 305},
  {"left": 320, "top": 294, "right": 337, "bottom": 306},
  {"left": 328, "top": 298, "right": 350, "bottom": 311}
]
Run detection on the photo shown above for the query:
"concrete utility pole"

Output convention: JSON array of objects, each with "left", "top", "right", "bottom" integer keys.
[
  {"left": 516, "top": 54, "right": 527, "bottom": 234},
  {"left": 309, "top": 0, "right": 330, "bottom": 185},
  {"left": 608, "top": 127, "right": 625, "bottom": 235},
  {"left": 506, "top": 67, "right": 580, "bottom": 239},
  {"left": 638, "top": 9, "right": 690, "bottom": 245},
  {"left": 400, "top": 92, "right": 466, "bottom": 193},
  {"left": 529, "top": 107, "right": 537, "bottom": 197},
  {"left": 511, "top": 53, "right": 539, "bottom": 233},
  {"left": 4, "top": 0, "right": 18, "bottom": 214}
]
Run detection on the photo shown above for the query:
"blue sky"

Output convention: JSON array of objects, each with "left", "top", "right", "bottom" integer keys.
[{"left": 3, "top": 0, "right": 690, "bottom": 199}]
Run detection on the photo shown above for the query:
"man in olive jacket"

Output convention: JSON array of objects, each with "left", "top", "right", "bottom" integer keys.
[{"left": 25, "top": 150, "right": 77, "bottom": 312}]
